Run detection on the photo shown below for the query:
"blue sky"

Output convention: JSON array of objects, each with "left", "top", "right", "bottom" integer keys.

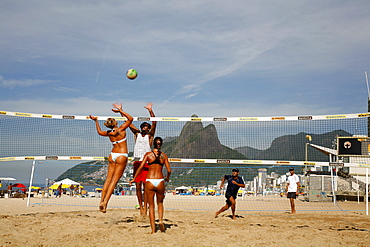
[{"left": 1, "top": 1, "right": 369, "bottom": 118}]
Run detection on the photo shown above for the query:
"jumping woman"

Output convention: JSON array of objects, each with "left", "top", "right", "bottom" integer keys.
[{"left": 90, "top": 103, "right": 133, "bottom": 213}]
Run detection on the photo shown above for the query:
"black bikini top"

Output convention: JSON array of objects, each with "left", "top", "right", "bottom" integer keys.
[{"left": 148, "top": 151, "right": 164, "bottom": 166}]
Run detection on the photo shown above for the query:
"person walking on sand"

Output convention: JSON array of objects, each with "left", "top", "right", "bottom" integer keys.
[
  {"left": 90, "top": 103, "right": 133, "bottom": 213},
  {"left": 286, "top": 167, "right": 300, "bottom": 214},
  {"left": 215, "top": 168, "right": 245, "bottom": 219},
  {"left": 130, "top": 137, "right": 171, "bottom": 234},
  {"left": 129, "top": 102, "right": 157, "bottom": 215}
]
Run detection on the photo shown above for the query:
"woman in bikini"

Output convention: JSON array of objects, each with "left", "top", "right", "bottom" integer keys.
[
  {"left": 90, "top": 103, "right": 133, "bottom": 213},
  {"left": 130, "top": 137, "right": 171, "bottom": 234}
]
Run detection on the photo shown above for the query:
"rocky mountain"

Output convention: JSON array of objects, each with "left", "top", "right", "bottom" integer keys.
[
  {"left": 235, "top": 130, "right": 352, "bottom": 161},
  {"left": 55, "top": 160, "right": 107, "bottom": 185},
  {"left": 55, "top": 120, "right": 354, "bottom": 185},
  {"left": 55, "top": 118, "right": 246, "bottom": 184},
  {"left": 162, "top": 120, "right": 246, "bottom": 160}
]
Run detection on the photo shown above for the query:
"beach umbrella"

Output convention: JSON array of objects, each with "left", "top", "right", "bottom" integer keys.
[
  {"left": 12, "top": 183, "right": 26, "bottom": 188},
  {"left": 0, "top": 177, "right": 17, "bottom": 181},
  {"left": 49, "top": 184, "right": 69, "bottom": 189},
  {"left": 0, "top": 178, "right": 17, "bottom": 189},
  {"left": 53, "top": 178, "right": 80, "bottom": 186},
  {"left": 29, "top": 186, "right": 41, "bottom": 190},
  {"left": 175, "top": 186, "right": 191, "bottom": 191}
]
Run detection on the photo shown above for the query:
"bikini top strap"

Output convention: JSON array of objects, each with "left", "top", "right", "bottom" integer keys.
[{"left": 148, "top": 151, "right": 163, "bottom": 165}]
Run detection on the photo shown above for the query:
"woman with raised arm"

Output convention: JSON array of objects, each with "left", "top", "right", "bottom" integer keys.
[
  {"left": 89, "top": 103, "right": 133, "bottom": 213},
  {"left": 130, "top": 137, "right": 171, "bottom": 234}
]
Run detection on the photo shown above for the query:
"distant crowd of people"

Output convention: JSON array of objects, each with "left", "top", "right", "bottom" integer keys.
[{"left": 54, "top": 184, "right": 82, "bottom": 198}]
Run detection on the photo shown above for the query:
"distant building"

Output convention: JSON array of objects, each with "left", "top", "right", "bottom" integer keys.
[{"left": 257, "top": 168, "right": 267, "bottom": 193}]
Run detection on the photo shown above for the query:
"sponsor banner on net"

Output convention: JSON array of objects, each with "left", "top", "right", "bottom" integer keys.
[
  {"left": 326, "top": 115, "right": 346, "bottom": 119},
  {"left": 214, "top": 117, "right": 227, "bottom": 121},
  {"left": 243, "top": 160, "right": 262, "bottom": 164},
  {"left": 161, "top": 117, "right": 179, "bottom": 121},
  {"left": 93, "top": 157, "right": 106, "bottom": 160},
  {"left": 276, "top": 161, "right": 290, "bottom": 164},
  {"left": 169, "top": 158, "right": 182, "bottom": 162},
  {"left": 69, "top": 156, "right": 82, "bottom": 160},
  {"left": 359, "top": 164, "right": 370, "bottom": 167},
  {"left": 15, "top": 112, "right": 32, "bottom": 117},
  {"left": 239, "top": 117, "right": 258, "bottom": 121},
  {"left": 46, "top": 156, "right": 58, "bottom": 160},
  {"left": 137, "top": 117, "right": 150, "bottom": 121},
  {"left": 298, "top": 116, "right": 313, "bottom": 120},
  {"left": 358, "top": 113, "right": 370, "bottom": 118},
  {"left": 115, "top": 117, "right": 127, "bottom": 121},
  {"left": 304, "top": 162, "right": 316, "bottom": 166},
  {"left": 63, "top": 115, "right": 75, "bottom": 119},
  {"left": 0, "top": 157, "right": 16, "bottom": 162},
  {"left": 272, "top": 117, "right": 285, "bottom": 120},
  {"left": 329, "top": 162, "right": 344, "bottom": 166},
  {"left": 217, "top": 159, "right": 230, "bottom": 163}
]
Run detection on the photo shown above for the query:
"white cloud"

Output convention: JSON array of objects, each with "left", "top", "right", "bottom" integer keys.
[
  {"left": 0, "top": 1, "right": 369, "bottom": 118},
  {"left": 0, "top": 76, "right": 58, "bottom": 88}
]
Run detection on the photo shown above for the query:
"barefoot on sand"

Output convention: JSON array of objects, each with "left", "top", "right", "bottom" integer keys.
[
  {"left": 159, "top": 222, "right": 165, "bottom": 232},
  {"left": 99, "top": 203, "right": 107, "bottom": 213}
]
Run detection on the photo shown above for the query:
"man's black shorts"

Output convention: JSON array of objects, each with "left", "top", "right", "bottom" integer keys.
[
  {"left": 225, "top": 194, "right": 237, "bottom": 206},
  {"left": 287, "top": 192, "right": 297, "bottom": 199}
]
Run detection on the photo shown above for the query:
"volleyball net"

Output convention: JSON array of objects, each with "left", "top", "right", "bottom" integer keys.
[
  {"left": 1, "top": 110, "right": 369, "bottom": 162},
  {"left": 25, "top": 161, "right": 361, "bottom": 213},
  {"left": 0, "top": 110, "right": 369, "bottom": 213}
]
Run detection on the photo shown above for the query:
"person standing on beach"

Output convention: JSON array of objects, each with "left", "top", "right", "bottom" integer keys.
[
  {"left": 7, "top": 183, "right": 12, "bottom": 198},
  {"left": 130, "top": 137, "right": 171, "bottom": 234},
  {"left": 286, "top": 167, "right": 300, "bottom": 214},
  {"left": 215, "top": 168, "right": 245, "bottom": 219},
  {"left": 56, "top": 184, "right": 62, "bottom": 198},
  {"left": 90, "top": 103, "right": 133, "bottom": 213},
  {"left": 69, "top": 185, "right": 75, "bottom": 197},
  {"left": 129, "top": 103, "right": 157, "bottom": 215}
]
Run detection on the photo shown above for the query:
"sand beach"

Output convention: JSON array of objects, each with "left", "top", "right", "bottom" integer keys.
[{"left": 0, "top": 196, "right": 369, "bottom": 247}]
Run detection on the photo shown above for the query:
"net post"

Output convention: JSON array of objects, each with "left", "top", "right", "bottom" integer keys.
[
  {"left": 27, "top": 161, "right": 36, "bottom": 207},
  {"left": 357, "top": 175, "right": 360, "bottom": 204},
  {"left": 330, "top": 164, "right": 336, "bottom": 206},
  {"left": 366, "top": 168, "right": 369, "bottom": 216}
]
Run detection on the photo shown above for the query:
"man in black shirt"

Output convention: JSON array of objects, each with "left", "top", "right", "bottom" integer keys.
[{"left": 215, "top": 168, "right": 245, "bottom": 219}]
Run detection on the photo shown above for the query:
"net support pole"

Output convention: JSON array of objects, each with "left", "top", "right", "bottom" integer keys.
[
  {"left": 330, "top": 164, "right": 336, "bottom": 205},
  {"left": 366, "top": 168, "right": 369, "bottom": 216},
  {"left": 27, "top": 161, "right": 36, "bottom": 207},
  {"left": 357, "top": 175, "right": 360, "bottom": 204}
]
